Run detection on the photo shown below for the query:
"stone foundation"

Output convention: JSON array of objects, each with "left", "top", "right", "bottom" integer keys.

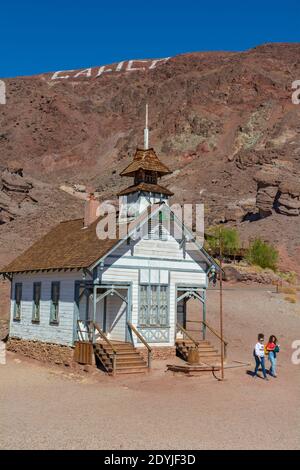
[
  {"left": 138, "top": 346, "right": 176, "bottom": 361},
  {"left": 7, "top": 337, "right": 74, "bottom": 366}
]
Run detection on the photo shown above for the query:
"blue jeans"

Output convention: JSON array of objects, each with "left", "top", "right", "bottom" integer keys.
[
  {"left": 268, "top": 351, "right": 277, "bottom": 376},
  {"left": 254, "top": 355, "right": 267, "bottom": 378}
]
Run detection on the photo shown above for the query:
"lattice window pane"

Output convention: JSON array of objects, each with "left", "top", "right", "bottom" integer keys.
[
  {"left": 14, "top": 283, "right": 22, "bottom": 320},
  {"left": 32, "top": 283, "right": 41, "bottom": 322},
  {"left": 139, "top": 285, "right": 148, "bottom": 326},
  {"left": 149, "top": 285, "right": 159, "bottom": 325},
  {"left": 139, "top": 284, "right": 169, "bottom": 328},
  {"left": 159, "top": 286, "right": 168, "bottom": 326},
  {"left": 50, "top": 282, "right": 60, "bottom": 323}
]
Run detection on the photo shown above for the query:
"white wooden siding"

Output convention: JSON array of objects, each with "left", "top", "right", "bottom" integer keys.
[
  {"left": 10, "top": 271, "right": 82, "bottom": 346},
  {"left": 99, "top": 234, "right": 207, "bottom": 347},
  {"left": 8, "top": 226, "right": 208, "bottom": 348}
]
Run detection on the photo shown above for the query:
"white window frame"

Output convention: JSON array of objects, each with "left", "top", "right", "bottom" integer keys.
[{"left": 138, "top": 284, "right": 168, "bottom": 327}]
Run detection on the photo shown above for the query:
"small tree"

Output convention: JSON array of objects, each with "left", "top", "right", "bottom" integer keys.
[
  {"left": 246, "top": 238, "right": 278, "bottom": 270},
  {"left": 206, "top": 226, "right": 240, "bottom": 258}
]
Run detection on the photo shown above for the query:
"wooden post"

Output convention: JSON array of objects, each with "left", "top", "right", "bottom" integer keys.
[
  {"left": 219, "top": 231, "right": 225, "bottom": 381},
  {"left": 93, "top": 285, "right": 97, "bottom": 343},
  {"left": 148, "top": 350, "right": 152, "bottom": 369},
  {"left": 202, "top": 289, "right": 206, "bottom": 340},
  {"left": 112, "top": 352, "right": 116, "bottom": 376}
]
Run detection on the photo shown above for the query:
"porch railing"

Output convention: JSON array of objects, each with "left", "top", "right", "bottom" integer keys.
[
  {"left": 176, "top": 322, "right": 199, "bottom": 348},
  {"left": 127, "top": 321, "right": 152, "bottom": 369},
  {"left": 92, "top": 322, "right": 118, "bottom": 375},
  {"left": 77, "top": 320, "right": 93, "bottom": 342},
  {"left": 200, "top": 320, "right": 228, "bottom": 360}
]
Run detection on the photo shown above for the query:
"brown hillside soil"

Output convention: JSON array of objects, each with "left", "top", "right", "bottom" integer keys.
[{"left": 0, "top": 43, "right": 300, "bottom": 317}]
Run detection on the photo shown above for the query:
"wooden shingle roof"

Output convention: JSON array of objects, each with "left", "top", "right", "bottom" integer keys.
[
  {"left": 120, "top": 148, "right": 172, "bottom": 177},
  {"left": 0, "top": 203, "right": 221, "bottom": 275},
  {"left": 0, "top": 205, "right": 161, "bottom": 275},
  {"left": 117, "top": 182, "right": 174, "bottom": 197},
  {"left": 0, "top": 218, "right": 119, "bottom": 274}
]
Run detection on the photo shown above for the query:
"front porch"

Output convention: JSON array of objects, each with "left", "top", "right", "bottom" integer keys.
[{"left": 74, "top": 281, "right": 227, "bottom": 375}]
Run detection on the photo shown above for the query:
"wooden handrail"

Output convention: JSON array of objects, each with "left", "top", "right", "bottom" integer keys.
[
  {"left": 201, "top": 320, "right": 228, "bottom": 360},
  {"left": 127, "top": 321, "right": 152, "bottom": 369},
  {"left": 77, "top": 320, "right": 94, "bottom": 342},
  {"left": 127, "top": 322, "right": 152, "bottom": 351},
  {"left": 77, "top": 320, "right": 85, "bottom": 342},
  {"left": 176, "top": 322, "right": 199, "bottom": 347},
  {"left": 93, "top": 322, "right": 117, "bottom": 353},
  {"left": 92, "top": 322, "right": 117, "bottom": 375},
  {"left": 201, "top": 320, "right": 228, "bottom": 345}
]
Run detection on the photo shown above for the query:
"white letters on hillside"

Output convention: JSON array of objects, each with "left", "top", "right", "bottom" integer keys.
[
  {"left": 51, "top": 70, "right": 75, "bottom": 80},
  {"left": 74, "top": 68, "right": 92, "bottom": 78},
  {"left": 50, "top": 57, "right": 170, "bottom": 80}
]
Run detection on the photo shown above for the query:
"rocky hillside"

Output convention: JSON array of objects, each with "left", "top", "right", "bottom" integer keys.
[{"left": 0, "top": 42, "right": 300, "bottom": 282}]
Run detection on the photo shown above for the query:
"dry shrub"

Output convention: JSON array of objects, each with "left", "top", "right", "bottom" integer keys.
[
  {"left": 278, "top": 271, "right": 298, "bottom": 285},
  {"left": 279, "top": 286, "right": 297, "bottom": 295},
  {"left": 284, "top": 295, "right": 297, "bottom": 304}
]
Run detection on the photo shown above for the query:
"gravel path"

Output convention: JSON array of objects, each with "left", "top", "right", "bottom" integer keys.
[{"left": 1, "top": 286, "right": 299, "bottom": 450}]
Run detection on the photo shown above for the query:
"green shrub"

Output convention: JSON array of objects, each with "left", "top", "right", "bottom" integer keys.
[
  {"left": 246, "top": 238, "right": 278, "bottom": 270},
  {"left": 206, "top": 226, "right": 240, "bottom": 256}
]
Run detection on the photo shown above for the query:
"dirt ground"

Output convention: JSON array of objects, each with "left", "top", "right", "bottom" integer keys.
[{"left": 1, "top": 286, "right": 300, "bottom": 450}]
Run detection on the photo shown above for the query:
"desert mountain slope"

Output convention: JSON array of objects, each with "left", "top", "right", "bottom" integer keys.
[{"left": 0, "top": 42, "right": 300, "bottom": 274}]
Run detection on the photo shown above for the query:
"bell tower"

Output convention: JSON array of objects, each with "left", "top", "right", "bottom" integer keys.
[{"left": 118, "top": 106, "right": 173, "bottom": 222}]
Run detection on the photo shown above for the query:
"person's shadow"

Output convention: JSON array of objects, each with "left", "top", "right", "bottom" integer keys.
[{"left": 246, "top": 369, "right": 270, "bottom": 377}]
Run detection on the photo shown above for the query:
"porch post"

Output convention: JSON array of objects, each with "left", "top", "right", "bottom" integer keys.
[
  {"left": 93, "top": 284, "right": 97, "bottom": 343},
  {"left": 85, "top": 289, "right": 89, "bottom": 324},
  {"left": 202, "top": 289, "right": 206, "bottom": 340},
  {"left": 127, "top": 286, "right": 132, "bottom": 343}
]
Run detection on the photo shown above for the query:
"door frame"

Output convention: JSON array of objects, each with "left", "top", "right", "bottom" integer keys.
[
  {"left": 175, "top": 284, "right": 206, "bottom": 341},
  {"left": 93, "top": 283, "right": 132, "bottom": 342}
]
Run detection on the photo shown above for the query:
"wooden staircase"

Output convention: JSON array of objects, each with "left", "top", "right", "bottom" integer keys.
[
  {"left": 94, "top": 341, "right": 148, "bottom": 375},
  {"left": 176, "top": 338, "right": 221, "bottom": 364}
]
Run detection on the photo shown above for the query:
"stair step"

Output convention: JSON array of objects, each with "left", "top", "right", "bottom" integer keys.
[
  {"left": 201, "top": 355, "right": 221, "bottom": 360},
  {"left": 117, "top": 358, "right": 147, "bottom": 367},
  {"left": 176, "top": 340, "right": 211, "bottom": 345},
  {"left": 99, "top": 346, "right": 136, "bottom": 353},
  {"left": 94, "top": 340, "right": 148, "bottom": 375},
  {"left": 116, "top": 363, "right": 147, "bottom": 371},
  {"left": 101, "top": 342, "right": 134, "bottom": 348},
  {"left": 112, "top": 353, "right": 144, "bottom": 359},
  {"left": 198, "top": 351, "right": 219, "bottom": 356},
  {"left": 114, "top": 368, "right": 148, "bottom": 375},
  {"left": 176, "top": 338, "right": 221, "bottom": 364},
  {"left": 115, "top": 354, "right": 145, "bottom": 359}
]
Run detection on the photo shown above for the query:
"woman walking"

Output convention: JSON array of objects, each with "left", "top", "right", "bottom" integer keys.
[{"left": 266, "top": 335, "right": 280, "bottom": 378}]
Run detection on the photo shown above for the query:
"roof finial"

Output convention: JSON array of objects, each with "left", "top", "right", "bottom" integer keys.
[{"left": 144, "top": 103, "right": 149, "bottom": 150}]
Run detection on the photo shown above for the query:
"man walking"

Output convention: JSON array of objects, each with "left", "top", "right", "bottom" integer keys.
[{"left": 253, "top": 333, "right": 268, "bottom": 380}]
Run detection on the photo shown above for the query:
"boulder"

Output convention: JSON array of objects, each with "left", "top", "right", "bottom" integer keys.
[
  {"left": 1, "top": 169, "right": 32, "bottom": 192},
  {"left": 223, "top": 266, "right": 243, "bottom": 282},
  {"left": 277, "top": 179, "right": 300, "bottom": 216},
  {"left": 224, "top": 205, "right": 245, "bottom": 222},
  {"left": 256, "top": 185, "right": 278, "bottom": 216},
  {"left": 254, "top": 165, "right": 300, "bottom": 217}
]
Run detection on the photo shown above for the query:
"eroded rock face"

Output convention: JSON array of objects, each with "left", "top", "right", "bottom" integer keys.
[
  {"left": 0, "top": 44, "right": 300, "bottom": 277},
  {"left": 1, "top": 169, "right": 33, "bottom": 192},
  {"left": 224, "top": 198, "right": 257, "bottom": 222},
  {"left": 277, "top": 180, "right": 300, "bottom": 216},
  {"left": 0, "top": 167, "right": 36, "bottom": 224},
  {"left": 254, "top": 164, "right": 300, "bottom": 217},
  {"left": 256, "top": 185, "right": 278, "bottom": 216}
]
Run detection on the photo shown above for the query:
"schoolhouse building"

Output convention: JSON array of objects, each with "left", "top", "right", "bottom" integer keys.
[{"left": 1, "top": 120, "right": 221, "bottom": 374}]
